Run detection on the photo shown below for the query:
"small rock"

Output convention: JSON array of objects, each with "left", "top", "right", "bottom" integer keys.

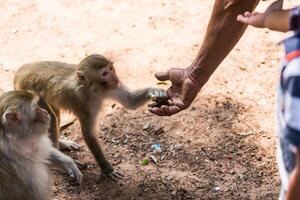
[
  {"left": 154, "top": 127, "right": 164, "bottom": 134},
  {"left": 142, "top": 123, "right": 150, "bottom": 130},
  {"left": 174, "top": 143, "right": 183, "bottom": 151},
  {"left": 111, "top": 138, "right": 119, "bottom": 145},
  {"left": 123, "top": 137, "right": 128, "bottom": 144},
  {"left": 11, "top": 28, "right": 18, "bottom": 34},
  {"left": 239, "top": 66, "right": 247, "bottom": 71},
  {"left": 190, "top": 107, "right": 196, "bottom": 111},
  {"left": 113, "top": 153, "right": 120, "bottom": 159},
  {"left": 213, "top": 186, "right": 220, "bottom": 191},
  {"left": 257, "top": 156, "right": 262, "bottom": 161},
  {"left": 150, "top": 155, "right": 158, "bottom": 165},
  {"left": 171, "top": 190, "right": 177, "bottom": 196}
]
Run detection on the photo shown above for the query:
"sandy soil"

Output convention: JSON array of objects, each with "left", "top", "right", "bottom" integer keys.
[{"left": 0, "top": 0, "right": 299, "bottom": 199}]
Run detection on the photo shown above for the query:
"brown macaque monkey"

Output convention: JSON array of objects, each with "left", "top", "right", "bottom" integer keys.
[
  {"left": 0, "top": 91, "right": 82, "bottom": 200},
  {"left": 14, "top": 54, "right": 167, "bottom": 179}
]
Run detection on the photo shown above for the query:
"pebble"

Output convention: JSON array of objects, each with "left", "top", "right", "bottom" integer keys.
[
  {"left": 174, "top": 143, "right": 183, "bottom": 150},
  {"left": 11, "top": 28, "right": 18, "bottom": 34},
  {"left": 142, "top": 123, "right": 150, "bottom": 130}
]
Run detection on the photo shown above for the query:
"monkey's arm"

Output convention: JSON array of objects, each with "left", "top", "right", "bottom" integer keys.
[
  {"left": 110, "top": 85, "right": 167, "bottom": 110},
  {"left": 48, "top": 148, "right": 82, "bottom": 184}
]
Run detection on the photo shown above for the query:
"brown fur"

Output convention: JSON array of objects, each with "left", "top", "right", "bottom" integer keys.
[
  {"left": 14, "top": 54, "right": 166, "bottom": 177},
  {"left": 0, "top": 91, "right": 51, "bottom": 200},
  {"left": 0, "top": 91, "right": 82, "bottom": 200}
]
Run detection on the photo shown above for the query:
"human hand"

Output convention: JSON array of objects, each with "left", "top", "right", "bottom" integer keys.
[
  {"left": 237, "top": 0, "right": 283, "bottom": 28},
  {"left": 148, "top": 68, "right": 203, "bottom": 116}
]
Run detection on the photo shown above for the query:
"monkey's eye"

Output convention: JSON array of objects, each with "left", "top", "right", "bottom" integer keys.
[{"left": 102, "top": 71, "right": 108, "bottom": 76}]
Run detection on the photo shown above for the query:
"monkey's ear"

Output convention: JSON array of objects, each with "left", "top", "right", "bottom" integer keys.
[
  {"left": 76, "top": 71, "right": 86, "bottom": 86},
  {"left": 3, "top": 111, "right": 21, "bottom": 125}
]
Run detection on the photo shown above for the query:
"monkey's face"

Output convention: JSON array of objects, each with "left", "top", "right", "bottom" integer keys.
[
  {"left": 19, "top": 102, "right": 50, "bottom": 133},
  {"left": 32, "top": 103, "right": 50, "bottom": 124},
  {"left": 99, "top": 63, "right": 120, "bottom": 90},
  {"left": 0, "top": 93, "right": 50, "bottom": 138}
]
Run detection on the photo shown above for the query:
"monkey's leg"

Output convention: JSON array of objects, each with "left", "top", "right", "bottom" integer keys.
[
  {"left": 53, "top": 108, "right": 80, "bottom": 151},
  {"left": 79, "top": 116, "right": 123, "bottom": 180},
  {"left": 49, "top": 148, "right": 82, "bottom": 185},
  {"left": 38, "top": 97, "right": 59, "bottom": 148}
]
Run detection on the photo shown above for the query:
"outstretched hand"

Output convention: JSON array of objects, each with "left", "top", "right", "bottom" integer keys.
[
  {"left": 237, "top": 0, "right": 283, "bottom": 27},
  {"left": 148, "top": 68, "right": 202, "bottom": 116}
]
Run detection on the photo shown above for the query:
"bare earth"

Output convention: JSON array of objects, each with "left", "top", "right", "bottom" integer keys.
[{"left": 1, "top": 0, "right": 299, "bottom": 199}]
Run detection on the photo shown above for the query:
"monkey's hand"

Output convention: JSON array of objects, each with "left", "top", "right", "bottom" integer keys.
[
  {"left": 59, "top": 139, "right": 80, "bottom": 151},
  {"left": 147, "top": 88, "right": 168, "bottom": 107},
  {"left": 66, "top": 163, "right": 83, "bottom": 185},
  {"left": 49, "top": 149, "right": 83, "bottom": 185},
  {"left": 102, "top": 168, "right": 124, "bottom": 181}
]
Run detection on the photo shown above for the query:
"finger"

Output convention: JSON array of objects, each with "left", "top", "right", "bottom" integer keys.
[
  {"left": 114, "top": 171, "right": 124, "bottom": 176},
  {"left": 161, "top": 105, "right": 171, "bottom": 113},
  {"left": 107, "top": 173, "right": 118, "bottom": 181},
  {"left": 73, "top": 171, "right": 82, "bottom": 185},
  {"left": 72, "top": 143, "right": 80, "bottom": 150},
  {"left": 149, "top": 107, "right": 167, "bottom": 116},
  {"left": 148, "top": 101, "right": 158, "bottom": 107},
  {"left": 74, "top": 159, "right": 88, "bottom": 170},
  {"left": 159, "top": 90, "right": 167, "bottom": 98},
  {"left": 237, "top": 15, "right": 250, "bottom": 24},
  {"left": 68, "top": 169, "right": 75, "bottom": 179},
  {"left": 161, "top": 105, "right": 181, "bottom": 115},
  {"left": 155, "top": 71, "right": 170, "bottom": 81},
  {"left": 244, "top": 11, "right": 252, "bottom": 17},
  {"left": 114, "top": 171, "right": 124, "bottom": 178},
  {"left": 167, "top": 105, "right": 182, "bottom": 115},
  {"left": 167, "top": 100, "right": 173, "bottom": 105},
  {"left": 151, "top": 90, "right": 158, "bottom": 98},
  {"left": 76, "top": 173, "right": 82, "bottom": 183}
]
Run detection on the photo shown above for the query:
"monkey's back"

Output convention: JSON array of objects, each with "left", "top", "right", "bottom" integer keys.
[{"left": 14, "top": 61, "right": 76, "bottom": 92}]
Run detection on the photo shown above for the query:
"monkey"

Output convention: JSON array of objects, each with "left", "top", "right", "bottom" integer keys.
[
  {"left": 0, "top": 91, "right": 82, "bottom": 200},
  {"left": 13, "top": 54, "right": 167, "bottom": 179}
]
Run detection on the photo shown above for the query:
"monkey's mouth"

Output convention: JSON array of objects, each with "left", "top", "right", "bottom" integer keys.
[{"left": 101, "top": 81, "right": 109, "bottom": 88}]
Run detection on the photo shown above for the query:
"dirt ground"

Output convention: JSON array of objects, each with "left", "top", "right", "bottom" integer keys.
[{"left": 1, "top": 0, "right": 300, "bottom": 199}]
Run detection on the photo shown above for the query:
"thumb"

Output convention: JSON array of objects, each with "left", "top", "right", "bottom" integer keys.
[{"left": 155, "top": 71, "right": 170, "bottom": 81}]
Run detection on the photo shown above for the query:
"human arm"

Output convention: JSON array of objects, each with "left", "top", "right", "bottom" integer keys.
[
  {"left": 286, "top": 148, "right": 300, "bottom": 200},
  {"left": 149, "top": 0, "right": 260, "bottom": 116}
]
